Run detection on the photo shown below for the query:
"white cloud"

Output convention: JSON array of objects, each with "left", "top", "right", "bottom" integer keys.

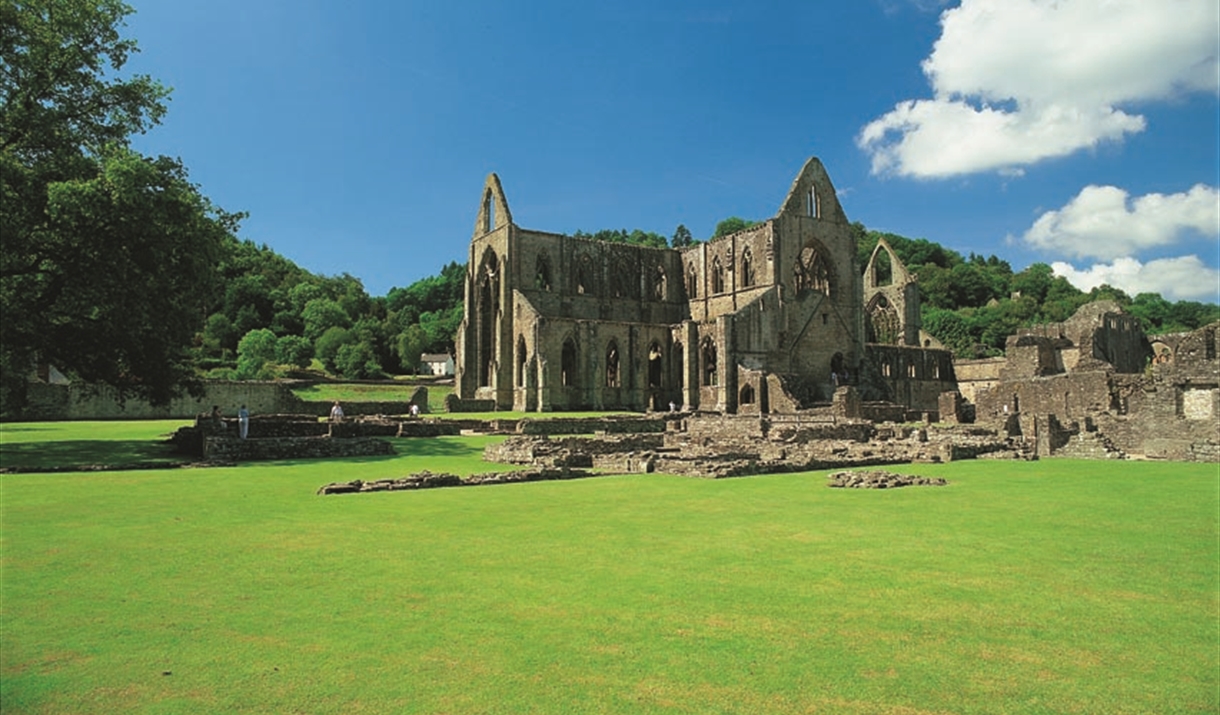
[
  {"left": 1021, "top": 184, "right": 1220, "bottom": 260},
  {"left": 858, "top": 0, "right": 1219, "bottom": 178},
  {"left": 1052, "top": 256, "right": 1220, "bottom": 302}
]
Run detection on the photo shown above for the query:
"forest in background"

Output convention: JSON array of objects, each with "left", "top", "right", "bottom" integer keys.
[{"left": 198, "top": 217, "right": 1220, "bottom": 381}]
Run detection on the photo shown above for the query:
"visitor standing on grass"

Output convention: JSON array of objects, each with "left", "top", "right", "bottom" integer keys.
[
  {"left": 238, "top": 404, "right": 250, "bottom": 439},
  {"left": 330, "top": 401, "right": 344, "bottom": 422}
]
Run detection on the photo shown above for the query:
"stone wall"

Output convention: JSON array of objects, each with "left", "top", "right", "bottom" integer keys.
[
  {"left": 14, "top": 380, "right": 423, "bottom": 422},
  {"left": 204, "top": 435, "right": 395, "bottom": 462}
]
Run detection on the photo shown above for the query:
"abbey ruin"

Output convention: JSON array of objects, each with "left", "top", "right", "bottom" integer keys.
[
  {"left": 452, "top": 157, "right": 955, "bottom": 415},
  {"left": 450, "top": 157, "right": 1218, "bottom": 465}
]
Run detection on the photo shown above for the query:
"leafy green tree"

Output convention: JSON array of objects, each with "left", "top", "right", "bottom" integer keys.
[
  {"left": 302, "top": 298, "right": 351, "bottom": 342},
  {"left": 275, "top": 334, "right": 313, "bottom": 368},
  {"left": 314, "top": 326, "right": 353, "bottom": 373},
  {"left": 335, "top": 342, "right": 381, "bottom": 379},
  {"left": 201, "top": 312, "right": 239, "bottom": 356},
  {"left": 671, "top": 224, "right": 694, "bottom": 248},
  {"left": 396, "top": 324, "right": 427, "bottom": 373},
  {"left": 235, "top": 328, "right": 278, "bottom": 379},
  {"left": 1, "top": 0, "right": 238, "bottom": 412},
  {"left": 712, "top": 217, "right": 759, "bottom": 239}
]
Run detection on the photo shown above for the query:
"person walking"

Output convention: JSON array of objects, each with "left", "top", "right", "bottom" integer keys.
[
  {"left": 329, "top": 401, "right": 344, "bottom": 422},
  {"left": 238, "top": 404, "right": 250, "bottom": 439}
]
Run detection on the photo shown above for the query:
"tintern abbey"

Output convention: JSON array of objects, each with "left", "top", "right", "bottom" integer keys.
[{"left": 453, "top": 158, "right": 956, "bottom": 413}]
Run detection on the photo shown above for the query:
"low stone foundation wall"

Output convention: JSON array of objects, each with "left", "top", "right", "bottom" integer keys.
[
  {"left": 827, "top": 470, "right": 948, "bottom": 488},
  {"left": 205, "top": 435, "right": 395, "bottom": 462},
  {"left": 516, "top": 416, "right": 667, "bottom": 435},
  {"left": 317, "top": 467, "right": 595, "bottom": 494},
  {"left": 444, "top": 394, "right": 497, "bottom": 412}
]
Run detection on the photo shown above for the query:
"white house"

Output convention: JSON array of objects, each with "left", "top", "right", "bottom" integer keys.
[{"left": 420, "top": 353, "right": 455, "bottom": 377}]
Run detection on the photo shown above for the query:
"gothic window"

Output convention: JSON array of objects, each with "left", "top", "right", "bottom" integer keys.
[
  {"left": 575, "top": 253, "right": 596, "bottom": 295},
  {"left": 739, "top": 384, "right": 755, "bottom": 405},
  {"left": 534, "top": 252, "right": 552, "bottom": 291},
  {"left": 476, "top": 248, "right": 500, "bottom": 387},
  {"left": 686, "top": 263, "right": 698, "bottom": 299},
  {"left": 806, "top": 186, "right": 819, "bottom": 218},
  {"left": 712, "top": 256, "right": 725, "bottom": 294},
  {"left": 871, "top": 248, "right": 893, "bottom": 286},
  {"left": 794, "top": 244, "right": 832, "bottom": 297},
  {"left": 516, "top": 336, "right": 527, "bottom": 388},
  {"left": 740, "top": 247, "right": 754, "bottom": 288},
  {"left": 610, "top": 256, "right": 636, "bottom": 299},
  {"left": 653, "top": 265, "right": 666, "bottom": 301},
  {"left": 648, "top": 342, "right": 663, "bottom": 388},
  {"left": 482, "top": 190, "right": 495, "bottom": 234},
  {"left": 561, "top": 339, "right": 578, "bottom": 387},
  {"left": 673, "top": 341, "right": 684, "bottom": 389},
  {"left": 701, "top": 337, "right": 718, "bottom": 386},
  {"left": 866, "top": 294, "right": 900, "bottom": 345},
  {"left": 605, "top": 341, "right": 621, "bottom": 388}
]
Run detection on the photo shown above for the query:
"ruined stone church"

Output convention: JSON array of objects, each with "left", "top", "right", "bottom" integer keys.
[{"left": 454, "top": 157, "right": 956, "bottom": 413}]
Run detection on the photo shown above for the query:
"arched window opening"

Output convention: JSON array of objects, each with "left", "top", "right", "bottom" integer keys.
[
  {"left": 482, "top": 191, "right": 494, "bottom": 234},
  {"left": 673, "top": 341, "right": 684, "bottom": 390},
  {"left": 653, "top": 265, "right": 667, "bottom": 301},
  {"left": 872, "top": 248, "right": 893, "bottom": 287},
  {"left": 605, "top": 341, "right": 621, "bottom": 388},
  {"left": 686, "top": 263, "right": 699, "bottom": 299},
  {"left": 740, "top": 248, "right": 754, "bottom": 288},
  {"left": 794, "top": 245, "right": 832, "bottom": 297},
  {"left": 561, "top": 339, "right": 578, "bottom": 387},
  {"left": 476, "top": 249, "right": 500, "bottom": 387},
  {"left": 516, "top": 336, "right": 527, "bottom": 387},
  {"left": 535, "top": 253, "right": 552, "bottom": 291},
  {"left": 806, "top": 186, "right": 819, "bottom": 218},
  {"left": 575, "top": 253, "right": 595, "bottom": 295},
  {"left": 648, "top": 342, "right": 663, "bottom": 388},
  {"left": 866, "top": 295, "right": 900, "bottom": 345},
  {"left": 701, "top": 338, "right": 718, "bottom": 386},
  {"left": 739, "top": 384, "right": 755, "bottom": 405},
  {"left": 609, "top": 256, "right": 636, "bottom": 300},
  {"left": 712, "top": 256, "right": 725, "bottom": 294}
]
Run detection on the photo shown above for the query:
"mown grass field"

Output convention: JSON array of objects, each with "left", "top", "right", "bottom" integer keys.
[
  {"left": 1, "top": 421, "right": 1216, "bottom": 714},
  {"left": 289, "top": 382, "right": 453, "bottom": 412}
]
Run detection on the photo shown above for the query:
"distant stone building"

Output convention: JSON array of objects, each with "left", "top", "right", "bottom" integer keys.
[{"left": 452, "top": 158, "right": 955, "bottom": 414}]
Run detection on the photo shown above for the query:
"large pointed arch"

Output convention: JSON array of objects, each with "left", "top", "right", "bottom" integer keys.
[{"left": 793, "top": 241, "right": 834, "bottom": 297}]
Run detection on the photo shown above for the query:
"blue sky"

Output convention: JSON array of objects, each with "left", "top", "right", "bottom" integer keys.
[{"left": 126, "top": 0, "right": 1220, "bottom": 302}]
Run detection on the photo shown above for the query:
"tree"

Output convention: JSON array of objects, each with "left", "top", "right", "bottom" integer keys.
[
  {"left": 335, "top": 342, "right": 381, "bottom": 380},
  {"left": 301, "top": 298, "right": 351, "bottom": 342},
  {"left": 1, "top": 0, "right": 237, "bottom": 412},
  {"left": 235, "top": 328, "right": 278, "bottom": 379},
  {"left": 275, "top": 334, "right": 313, "bottom": 368},
  {"left": 712, "top": 217, "right": 759, "bottom": 239},
  {"left": 314, "top": 326, "right": 353, "bottom": 373},
  {"left": 671, "top": 224, "right": 694, "bottom": 248},
  {"left": 396, "top": 324, "right": 427, "bottom": 373}
]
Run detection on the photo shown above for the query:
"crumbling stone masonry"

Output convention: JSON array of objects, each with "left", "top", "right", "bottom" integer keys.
[
  {"left": 968, "top": 302, "right": 1219, "bottom": 461},
  {"left": 483, "top": 412, "right": 1025, "bottom": 479},
  {"left": 453, "top": 157, "right": 953, "bottom": 415}
]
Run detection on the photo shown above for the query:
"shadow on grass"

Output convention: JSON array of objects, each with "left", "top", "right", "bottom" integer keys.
[{"left": 0, "top": 439, "right": 181, "bottom": 470}]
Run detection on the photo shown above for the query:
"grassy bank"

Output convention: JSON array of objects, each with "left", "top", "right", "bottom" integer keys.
[{"left": 1, "top": 422, "right": 1216, "bottom": 714}]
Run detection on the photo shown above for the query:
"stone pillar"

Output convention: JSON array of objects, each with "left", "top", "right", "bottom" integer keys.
[{"left": 832, "top": 386, "right": 861, "bottom": 419}]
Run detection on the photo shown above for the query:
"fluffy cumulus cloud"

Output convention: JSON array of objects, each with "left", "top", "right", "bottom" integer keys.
[
  {"left": 1021, "top": 183, "right": 1220, "bottom": 301},
  {"left": 1051, "top": 257, "right": 1220, "bottom": 302},
  {"left": 1021, "top": 184, "right": 1220, "bottom": 261},
  {"left": 858, "top": 0, "right": 1219, "bottom": 178}
]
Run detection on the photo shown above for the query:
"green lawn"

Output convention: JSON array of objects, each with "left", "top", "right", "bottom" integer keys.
[
  {"left": 290, "top": 382, "right": 453, "bottom": 411},
  {"left": 1, "top": 421, "right": 1216, "bottom": 714}
]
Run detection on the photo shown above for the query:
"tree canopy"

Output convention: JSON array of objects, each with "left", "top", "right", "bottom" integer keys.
[{"left": 1, "top": 0, "right": 239, "bottom": 412}]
